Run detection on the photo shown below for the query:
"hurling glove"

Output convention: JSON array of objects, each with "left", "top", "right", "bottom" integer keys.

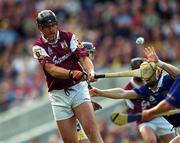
[{"left": 69, "top": 70, "right": 88, "bottom": 84}]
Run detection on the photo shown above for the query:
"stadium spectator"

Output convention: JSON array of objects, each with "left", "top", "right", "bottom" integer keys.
[{"left": 1, "top": 0, "right": 180, "bottom": 112}]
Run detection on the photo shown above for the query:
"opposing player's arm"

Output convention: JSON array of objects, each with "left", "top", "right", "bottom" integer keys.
[
  {"left": 91, "top": 88, "right": 138, "bottom": 99},
  {"left": 144, "top": 47, "right": 180, "bottom": 79},
  {"left": 156, "top": 60, "right": 180, "bottom": 79},
  {"left": 142, "top": 100, "right": 175, "bottom": 122}
]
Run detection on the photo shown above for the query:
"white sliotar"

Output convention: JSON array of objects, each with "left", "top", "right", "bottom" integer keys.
[{"left": 136, "top": 37, "right": 144, "bottom": 45}]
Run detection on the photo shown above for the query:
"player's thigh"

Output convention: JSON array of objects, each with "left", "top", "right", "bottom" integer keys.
[
  {"left": 169, "top": 135, "right": 180, "bottom": 143},
  {"left": 139, "top": 126, "right": 157, "bottom": 143},
  {"left": 56, "top": 115, "right": 78, "bottom": 143},
  {"left": 79, "top": 139, "right": 90, "bottom": 143},
  {"left": 159, "top": 133, "right": 175, "bottom": 143},
  {"left": 74, "top": 102, "right": 97, "bottom": 133}
]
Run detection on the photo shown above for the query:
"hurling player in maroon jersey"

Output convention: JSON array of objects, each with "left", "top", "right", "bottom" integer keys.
[{"left": 32, "top": 10, "right": 104, "bottom": 143}]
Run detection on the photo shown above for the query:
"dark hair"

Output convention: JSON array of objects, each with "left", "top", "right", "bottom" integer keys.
[
  {"left": 130, "top": 57, "right": 145, "bottom": 70},
  {"left": 36, "top": 10, "right": 57, "bottom": 28}
]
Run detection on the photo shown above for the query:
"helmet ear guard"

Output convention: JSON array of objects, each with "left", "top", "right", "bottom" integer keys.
[{"left": 36, "top": 10, "right": 58, "bottom": 28}]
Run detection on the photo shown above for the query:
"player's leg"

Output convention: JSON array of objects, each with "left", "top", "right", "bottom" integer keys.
[
  {"left": 169, "top": 135, "right": 180, "bottom": 143},
  {"left": 76, "top": 100, "right": 102, "bottom": 143},
  {"left": 159, "top": 133, "right": 176, "bottom": 143},
  {"left": 49, "top": 89, "right": 81, "bottom": 143},
  {"left": 155, "top": 117, "right": 175, "bottom": 143},
  {"left": 139, "top": 126, "right": 157, "bottom": 143},
  {"left": 72, "top": 82, "right": 104, "bottom": 143},
  {"left": 56, "top": 116, "right": 78, "bottom": 143},
  {"left": 74, "top": 102, "right": 104, "bottom": 143}
]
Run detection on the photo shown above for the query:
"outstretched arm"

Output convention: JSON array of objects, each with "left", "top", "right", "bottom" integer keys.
[
  {"left": 90, "top": 88, "right": 138, "bottom": 99},
  {"left": 144, "top": 47, "right": 180, "bottom": 79},
  {"left": 141, "top": 100, "right": 174, "bottom": 122}
]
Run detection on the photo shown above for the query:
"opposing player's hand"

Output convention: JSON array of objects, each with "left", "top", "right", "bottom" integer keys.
[
  {"left": 89, "top": 88, "right": 104, "bottom": 97},
  {"left": 69, "top": 70, "right": 88, "bottom": 84},
  {"left": 144, "top": 47, "right": 159, "bottom": 63}
]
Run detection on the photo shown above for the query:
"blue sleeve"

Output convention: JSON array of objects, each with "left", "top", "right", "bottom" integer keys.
[
  {"left": 133, "top": 85, "right": 147, "bottom": 98},
  {"left": 162, "top": 74, "right": 174, "bottom": 90},
  {"left": 165, "top": 74, "right": 180, "bottom": 108}
]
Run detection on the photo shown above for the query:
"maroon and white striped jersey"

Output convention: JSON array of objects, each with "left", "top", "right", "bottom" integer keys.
[{"left": 32, "top": 30, "right": 88, "bottom": 91}]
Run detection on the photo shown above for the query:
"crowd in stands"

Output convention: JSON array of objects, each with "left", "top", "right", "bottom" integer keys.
[
  {"left": 1, "top": 0, "right": 180, "bottom": 112},
  {"left": 1, "top": 0, "right": 179, "bottom": 142}
]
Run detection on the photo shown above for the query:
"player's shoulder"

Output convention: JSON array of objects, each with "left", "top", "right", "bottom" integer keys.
[{"left": 33, "top": 37, "right": 44, "bottom": 47}]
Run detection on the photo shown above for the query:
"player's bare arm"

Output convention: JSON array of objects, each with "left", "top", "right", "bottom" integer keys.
[
  {"left": 145, "top": 46, "right": 180, "bottom": 79},
  {"left": 158, "top": 61, "right": 180, "bottom": 79},
  {"left": 142, "top": 100, "right": 175, "bottom": 122},
  {"left": 90, "top": 88, "right": 138, "bottom": 99},
  {"left": 44, "top": 63, "right": 70, "bottom": 79},
  {"left": 79, "top": 56, "right": 96, "bottom": 81},
  {"left": 79, "top": 56, "right": 94, "bottom": 75},
  {"left": 44, "top": 63, "right": 87, "bottom": 83}
]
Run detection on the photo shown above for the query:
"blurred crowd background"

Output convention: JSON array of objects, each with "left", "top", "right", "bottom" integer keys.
[{"left": 0, "top": 0, "right": 180, "bottom": 142}]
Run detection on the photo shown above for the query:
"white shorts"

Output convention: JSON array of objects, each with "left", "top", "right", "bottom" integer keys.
[
  {"left": 138, "top": 117, "right": 174, "bottom": 136},
  {"left": 49, "top": 81, "right": 91, "bottom": 121}
]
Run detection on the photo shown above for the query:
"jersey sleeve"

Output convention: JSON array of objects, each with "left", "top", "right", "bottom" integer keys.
[
  {"left": 133, "top": 85, "right": 146, "bottom": 98},
  {"left": 70, "top": 34, "right": 88, "bottom": 59},
  {"left": 162, "top": 74, "right": 175, "bottom": 89},
  {"left": 165, "top": 74, "right": 180, "bottom": 108},
  {"left": 32, "top": 45, "right": 53, "bottom": 66}
]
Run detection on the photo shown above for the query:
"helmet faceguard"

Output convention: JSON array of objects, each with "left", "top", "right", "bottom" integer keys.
[
  {"left": 36, "top": 10, "right": 58, "bottom": 28},
  {"left": 82, "top": 42, "right": 96, "bottom": 60}
]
